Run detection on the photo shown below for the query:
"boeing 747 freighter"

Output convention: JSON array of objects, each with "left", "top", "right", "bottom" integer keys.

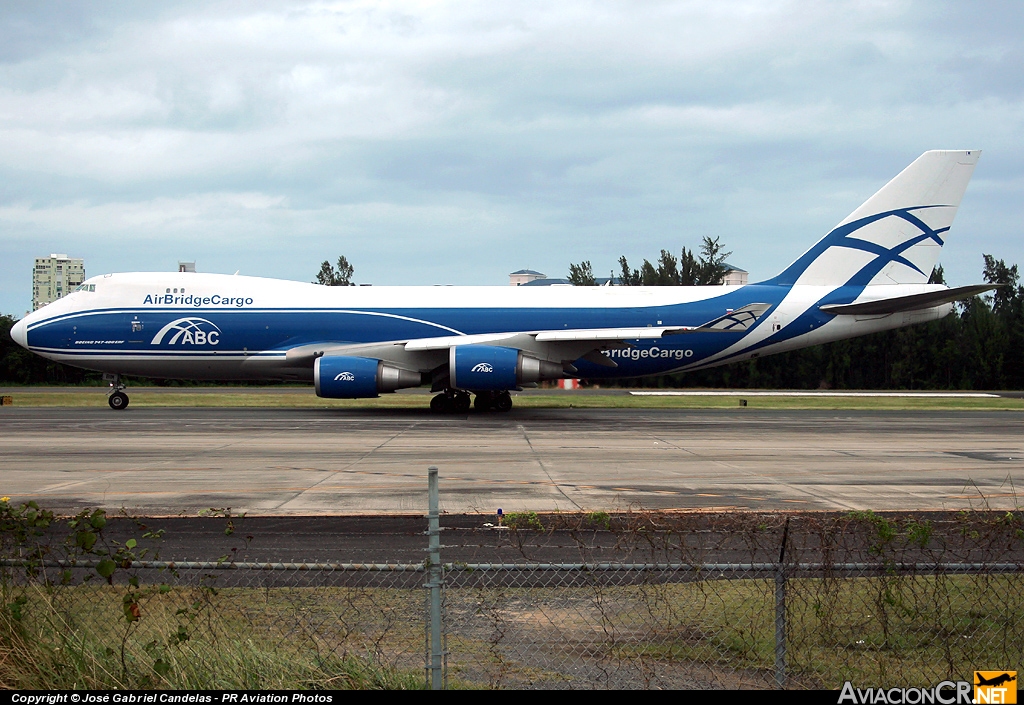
[{"left": 10, "top": 150, "right": 994, "bottom": 411}]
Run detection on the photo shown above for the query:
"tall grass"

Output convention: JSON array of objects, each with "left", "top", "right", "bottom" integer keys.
[{"left": 0, "top": 582, "right": 424, "bottom": 690}]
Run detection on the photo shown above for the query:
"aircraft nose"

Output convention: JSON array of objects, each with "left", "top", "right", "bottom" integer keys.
[{"left": 10, "top": 317, "right": 28, "bottom": 348}]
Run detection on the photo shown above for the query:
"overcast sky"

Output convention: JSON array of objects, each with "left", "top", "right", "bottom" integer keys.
[{"left": 2, "top": 0, "right": 1022, "bottom": 315}]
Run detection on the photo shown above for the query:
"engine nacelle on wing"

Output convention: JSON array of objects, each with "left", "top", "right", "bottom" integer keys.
[
  {"left": 315, "top": 355, "right": 423, "bottom": 398},
  {"left": 449, "top": 344, "right": 564, "bottom": 391}
]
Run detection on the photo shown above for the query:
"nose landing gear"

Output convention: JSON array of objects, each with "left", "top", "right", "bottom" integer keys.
[{"left": 104, "top": 373, "right": 129, "bottom": 410}]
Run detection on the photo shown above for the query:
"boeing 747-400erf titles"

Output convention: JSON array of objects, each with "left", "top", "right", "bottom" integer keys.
[{"left": 10, "top": 150, "right": 997, "bottom": 412}]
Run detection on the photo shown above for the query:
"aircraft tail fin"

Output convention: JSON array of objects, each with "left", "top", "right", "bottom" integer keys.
[{"left": 767, "top": 150, "right": 980, "bottom": 287}]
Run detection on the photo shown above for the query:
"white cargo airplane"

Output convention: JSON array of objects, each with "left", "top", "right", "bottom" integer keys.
[{"left": 11, "top": 150, "right": 995, "bottom": 412}]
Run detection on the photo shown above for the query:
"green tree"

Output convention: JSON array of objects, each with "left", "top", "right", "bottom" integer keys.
[
  {"left": 654, "top": 250, "right": 679, "bottom": 285},
  {"left": 982, "top": 255, "right": 1020, "bottom": 317},
  {"left": 617, "top": 256, "right": 640, "bottom": 286},
  {"left": 981, "top": 254, "right": 1024, "bottom": 387},
  {"left": 614, "top": 237, "right": 732, "bottom": 286},
  {"left": 696, "top": 236, "right": 732, "bottom": 285},
  {"left": 567, "top": 261, "right": 597, "bottom": 286},
  {"left": 679, "top": 246, "right": 701, "bottom": 285},
  {"left": 314, "top": 256, "right": 355, "bottom": 286}
]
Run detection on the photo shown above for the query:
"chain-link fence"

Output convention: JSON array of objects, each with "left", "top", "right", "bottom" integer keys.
[
  {"left": 441, "top": 561, "right": 1023, "bottom": 689},
  {"left": 2, "top": 494, "right": 1023, "bottom": 689},
  {"left": 2, "top": 558, "right": 1020, "bottom": 690}
]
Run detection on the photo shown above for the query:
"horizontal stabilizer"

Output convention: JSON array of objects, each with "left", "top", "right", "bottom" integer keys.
[{"left": 819, "top": 284, "right": 999, "bottom": 316}]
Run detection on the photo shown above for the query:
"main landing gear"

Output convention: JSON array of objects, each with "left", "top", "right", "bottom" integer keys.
[
  {"left": 105, "top": 373, "right": 129, "bottom": 411},
  {"left": 472, "top": 390, "right": 513, "bottom": 412},
  {"left": 430, "top": 390, "right": 470, "bottom": 413},
  {"left": 430, "top": 389, "right": 512, "bottom": 413}
]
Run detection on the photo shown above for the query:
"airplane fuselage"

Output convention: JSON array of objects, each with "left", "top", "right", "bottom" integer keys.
[{"left": 14, "top": 272, "right": 951, "bottom": 382}]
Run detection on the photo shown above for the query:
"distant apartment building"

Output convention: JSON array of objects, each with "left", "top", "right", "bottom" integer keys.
[
  {"left": 33, "top": 254, "right": 85, "bottom": 311},
  {"left": 721, "top": 263, "right": 749, "bottom": 286},
  {"left": 509, "top": 269, "right": 546, "bottom": 286}
]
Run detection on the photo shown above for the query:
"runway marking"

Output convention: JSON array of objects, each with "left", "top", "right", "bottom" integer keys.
[
  {"left": 517, "top": 424, "right": 582, "bottom": 510},
  {"left": 273, "top": 422, "right": 422, "bottom": 510}
]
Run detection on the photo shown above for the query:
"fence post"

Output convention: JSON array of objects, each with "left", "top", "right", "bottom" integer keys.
[
  {"left": 775, "top": 516, "right": 790, "bottom": 689},
  {"left": 426, "top": 466, "right": 443, "bottom": 690}
]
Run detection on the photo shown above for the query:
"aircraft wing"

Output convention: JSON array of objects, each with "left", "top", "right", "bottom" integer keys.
[
  {"left": 279, "top": 302, "right": 772, "bottom": 370},
  {"left": 819, "top": 285, "right": 999, "bottom": 316}
]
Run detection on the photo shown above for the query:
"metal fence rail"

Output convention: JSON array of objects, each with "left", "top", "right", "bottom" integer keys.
[{"left": 7, "top": 559, "right": 1022, "bottom": 574}]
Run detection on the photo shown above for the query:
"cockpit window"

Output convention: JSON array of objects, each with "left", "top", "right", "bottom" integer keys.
[{"left": 74, "top": 284, "right": 96, "bottom": 292}]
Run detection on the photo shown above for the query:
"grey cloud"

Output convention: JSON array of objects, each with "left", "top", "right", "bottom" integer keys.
[{"left": 1, "top": 1, "right": 1023, "bottom": 315}]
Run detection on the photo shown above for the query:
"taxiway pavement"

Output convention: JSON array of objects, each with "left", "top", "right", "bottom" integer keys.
[{"left": 3, "top": 407, "right": 1024, "bottom": 515}]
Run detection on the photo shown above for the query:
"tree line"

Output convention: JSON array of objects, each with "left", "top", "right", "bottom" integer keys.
[
  {"left": 568, "top": 236, "right": 733, "bottom": 286},
  {"left": 1, "top": 250, "right": 1022, "bottom": 389},
  {"left": 579, "top": 251, "right": 1024, "bottom": 390}
]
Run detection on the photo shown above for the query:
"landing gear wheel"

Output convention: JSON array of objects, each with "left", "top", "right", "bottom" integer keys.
[
  {"left": 473, "top": 392, "right": 492, "bottom": 411},
  {"left": 430, "top": 394, "right": 451, "bottom": 413},
  {"left": 108, "top": 391, "right": 129, "bottom": 410},
  {"left": 454, "top": 392, "right": 471, "bottom": 413},
  {"left": 493, "top": 391, "right": 513, "bottom": 412}
]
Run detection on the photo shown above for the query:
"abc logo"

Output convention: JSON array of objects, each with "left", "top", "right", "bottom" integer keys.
[{"left": 150, "top": 318, "right": 221, "bottom": 346}]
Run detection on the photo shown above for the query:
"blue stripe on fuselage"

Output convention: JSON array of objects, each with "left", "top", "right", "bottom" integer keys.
[
  {"left": 24, "top": 285, "right": 792, "bottom": 378},
  {"left": 763, "top": 206, "right": 947, "bottom": 287}
]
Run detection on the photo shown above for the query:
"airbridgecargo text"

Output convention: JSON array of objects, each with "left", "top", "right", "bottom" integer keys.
[
  {"left": 603, "top": 347, "right": 693, "bottom": 360},
  {"left": 142, "top": 294, "right": 253, "bottom": 307}
]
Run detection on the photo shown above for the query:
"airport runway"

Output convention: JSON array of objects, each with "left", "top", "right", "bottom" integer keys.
[{"left": 4, "top": 407, "right": 1024, "bottom": 516}]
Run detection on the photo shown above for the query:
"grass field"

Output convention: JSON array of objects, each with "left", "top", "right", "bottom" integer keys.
[{"left": 3, "top": 388, "right": 1024, "bottom": 411}]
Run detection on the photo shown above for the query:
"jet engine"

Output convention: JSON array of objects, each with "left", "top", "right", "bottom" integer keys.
[
  {"left": 314, "top": 355, "right": 423, "bottom": 398},
  {"left": 449, "top": 344, "right": 564, "bottom": 391}
]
